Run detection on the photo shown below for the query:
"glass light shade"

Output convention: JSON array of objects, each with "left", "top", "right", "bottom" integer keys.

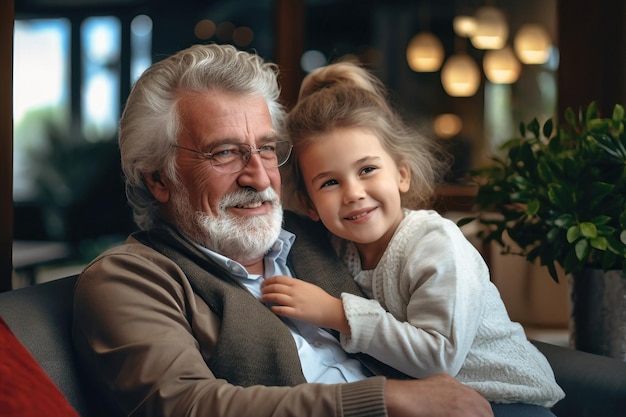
[
  {"left": 453, "top": 15, "right": 477, "bottom": 38},
  {"left": 470, "top": 6, "right": 508, "bottom": 50},
  {"left": 433, "top": 113, "right": 463, "bottom": 139},
  {"left": 441, "top": 54, "right": 481, "bottom": 97},
  {"left": 483, "top": 46, "right": 521, "bottom": 84},
  {"left": 514, "top": 23, "right": 551, "bottom": 64},
  {"left": 406, "top": 32, "right": 445, "bottom": 72}
]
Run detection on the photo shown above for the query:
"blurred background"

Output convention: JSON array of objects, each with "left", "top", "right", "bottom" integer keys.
[
  {"left": 3, "top": 0, "right": 625, "bottom": 340},
  {"left": 11, "top": 0, "right": 557, "bottom": 249}
]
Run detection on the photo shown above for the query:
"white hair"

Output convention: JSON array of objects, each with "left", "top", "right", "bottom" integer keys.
[{"left": 119, "top": 44, "right": 285, "bottom": 230}]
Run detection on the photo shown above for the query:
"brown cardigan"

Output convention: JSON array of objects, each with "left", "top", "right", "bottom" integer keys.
[{"left": 73, "top": 211, "right": 390, "bottom": 417}]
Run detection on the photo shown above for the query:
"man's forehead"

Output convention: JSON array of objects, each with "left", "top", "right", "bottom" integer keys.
[
  {"left": 180, "top": 90, "right": 269, "bottom": 114},
  {"left": 178, "top": 92, "right": 275, "bottom": 144}
]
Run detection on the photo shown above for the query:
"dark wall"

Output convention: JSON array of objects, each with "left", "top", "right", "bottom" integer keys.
[{"left": 557, "top": 0, "right": 626, "bottom": 117}]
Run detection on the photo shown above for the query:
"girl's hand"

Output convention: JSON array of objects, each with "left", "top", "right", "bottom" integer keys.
[{"left": 261, "top": 275, "right": 350, "bottom": 334}]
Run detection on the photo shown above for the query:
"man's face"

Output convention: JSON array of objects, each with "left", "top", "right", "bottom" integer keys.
[{"left": 157, "top": 90, "right": 283, "bottom": 263}]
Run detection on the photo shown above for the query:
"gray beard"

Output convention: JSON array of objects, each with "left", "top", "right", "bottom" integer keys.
[{"left": 172, "top": 186, "right": 283, "bottom": 263}]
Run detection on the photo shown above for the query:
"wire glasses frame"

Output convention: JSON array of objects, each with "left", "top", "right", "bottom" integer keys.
[{"left": 172, "top": 140, "right": 293, "bottom": 173}]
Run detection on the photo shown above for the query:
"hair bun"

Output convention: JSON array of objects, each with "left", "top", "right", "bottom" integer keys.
[{"left": 298, "top": 62, "right": 380, "bottom": 100}]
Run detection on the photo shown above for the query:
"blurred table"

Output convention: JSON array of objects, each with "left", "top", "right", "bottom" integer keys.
[
  {"left": 12, "top": 240, "right": 73, "bottom": 286},
  {"left": 432, "top": 183, "right": 478, "bottom": 213}
]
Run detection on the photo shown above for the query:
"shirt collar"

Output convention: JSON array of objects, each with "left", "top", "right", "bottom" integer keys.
[{"left": 191, "top": 228, "right": 295, "bottom": 280}]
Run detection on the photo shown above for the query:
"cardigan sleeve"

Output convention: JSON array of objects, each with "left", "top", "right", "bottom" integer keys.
[
  {"left": 340, "top": 214, "right": 489, "bottom": 379},
  {"left": 72, "top": 238, "right": 388, "bottom": 417}
]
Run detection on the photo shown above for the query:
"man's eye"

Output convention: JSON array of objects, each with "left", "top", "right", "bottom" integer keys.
[
  {"left": 211, "top": 145, "right": 241, "bottom": 158},
  {"left": 259, "top": 142, "right": 276, "bottom": 151},
  {"left": 259, "top": 143, "right": 277, "bottom": 153}
]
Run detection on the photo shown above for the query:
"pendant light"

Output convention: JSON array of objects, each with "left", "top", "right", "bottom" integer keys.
[
  {"left": 514, "top": 23, "right": 551, "bottom": 64},
  {"left": 441, "top": 53, "right": 481, "bottom": 97},
  {"left": 406, "top": 32, "right": 445, "bottom": 72},
  {"left": 470, "top": 6, "right": 508, "bottom": 50},
  {"left": 453, "top": 15, "right": 477, "bottom": 38},
  {"left": 406, "top": 4, "right": 444, "bottom": 73},
  {"left": 483, "top": 46, "right": 521, "bottom": 84},
  {"left": 433, "top": 113, "right": 463, "bottom": 139}
]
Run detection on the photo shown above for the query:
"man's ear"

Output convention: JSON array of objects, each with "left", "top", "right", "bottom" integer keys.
[
  {"left": 144, "top": 171, "right": 170, "bottom": 203},
  {"left": 297, "top": 193, "right": 320, "bottom": 221}
]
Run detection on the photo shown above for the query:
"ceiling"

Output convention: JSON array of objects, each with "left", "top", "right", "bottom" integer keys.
[{"left": 14, "top": 0, "right": 463, "bottom": 15}]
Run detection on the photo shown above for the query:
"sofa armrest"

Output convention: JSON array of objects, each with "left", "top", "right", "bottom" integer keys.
[
  {"left": 532, "top": 340, "right": 626, "bottom": 417},
  {"left": 0, "top": 276, "right": 115, "bottom": 417}
]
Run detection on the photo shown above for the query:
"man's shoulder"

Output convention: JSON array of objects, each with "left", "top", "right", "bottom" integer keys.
[
  {"left": 99, "top": 233, "right": 155, "bottom": 255},
  {"left": 85, "top": 233, "right": 175, "bottom": 272}
]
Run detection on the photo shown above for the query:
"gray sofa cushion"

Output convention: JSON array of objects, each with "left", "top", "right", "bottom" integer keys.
[{"left": 0, "top": 275, "right": 109, "bottom": 417}]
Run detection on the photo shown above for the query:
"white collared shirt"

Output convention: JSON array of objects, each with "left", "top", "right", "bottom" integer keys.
[{"left": 193, "top": 229, "right": 370, "bottom": 383}]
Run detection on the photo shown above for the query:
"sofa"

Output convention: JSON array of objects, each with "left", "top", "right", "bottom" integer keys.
[{"left": 1, "top": 274, "right": 626, "bottom": 417}]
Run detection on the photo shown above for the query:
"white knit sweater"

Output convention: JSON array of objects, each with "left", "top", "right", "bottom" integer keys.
[{"left": 334, "top": 209, "right": 565, "bottom": 407}]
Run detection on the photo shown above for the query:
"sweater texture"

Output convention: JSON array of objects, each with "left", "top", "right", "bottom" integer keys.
[{"left": 335, "top": 209, "right": 565, "bottom": 407}]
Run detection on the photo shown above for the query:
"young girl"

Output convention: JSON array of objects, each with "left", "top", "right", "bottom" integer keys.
[{"left": 261, "top": 62, "right": 564, "bottom": 412}]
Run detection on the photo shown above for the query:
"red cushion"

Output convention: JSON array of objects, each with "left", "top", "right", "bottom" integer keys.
[{"left": 0, "top": 317, "right": 79, "bottom": 417}]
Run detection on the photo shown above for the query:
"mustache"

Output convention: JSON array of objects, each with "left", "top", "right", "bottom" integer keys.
[{"left": 219, "top": 187, "right": 279, "bottom": 210}]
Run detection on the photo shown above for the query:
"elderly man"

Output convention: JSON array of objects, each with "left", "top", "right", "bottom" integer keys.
[{"left": 72, "top": 43, "right": 492, "bottom": 417}]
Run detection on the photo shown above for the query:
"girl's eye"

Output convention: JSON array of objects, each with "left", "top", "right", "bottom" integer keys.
[
  {"left": 320, "top": 179, "right": 338, "bottom": 188},
  {"left": 360, "top": 166, "right": 376, "bottom": 175}
]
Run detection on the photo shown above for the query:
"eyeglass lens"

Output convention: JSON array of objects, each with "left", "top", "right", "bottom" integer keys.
[{"left": 210, "top": 141, "right": 292, "bottom": 173}]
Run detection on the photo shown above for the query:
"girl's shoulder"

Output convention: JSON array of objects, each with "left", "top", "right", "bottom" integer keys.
[
  {"left": 399, "top": 209, "right": 466, "bottom": 239},
  {"left": 402, "top": 208, "right": 449, "bottom": 226}
]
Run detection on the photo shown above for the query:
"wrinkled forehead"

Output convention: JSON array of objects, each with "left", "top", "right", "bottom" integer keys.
[{"left": 177, "top": 90, "right": 276, "bottom": 147}]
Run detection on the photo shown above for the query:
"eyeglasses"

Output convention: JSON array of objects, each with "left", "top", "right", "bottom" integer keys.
[{"left": 172, "top": 140, "right": 293, "bottom": 173}]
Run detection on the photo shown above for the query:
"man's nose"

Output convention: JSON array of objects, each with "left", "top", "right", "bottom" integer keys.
[{"left": 237, "top": 152, "right": 272, "bottom": 189}]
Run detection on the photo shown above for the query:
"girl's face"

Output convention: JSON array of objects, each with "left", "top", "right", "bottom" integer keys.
[{"left": 298, "top": 126, "right": 410, "bottom": 264}]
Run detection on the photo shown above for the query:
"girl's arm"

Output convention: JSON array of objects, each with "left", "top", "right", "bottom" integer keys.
[{"left": 340, "top": 218, "right": 488, "bottom": 378}]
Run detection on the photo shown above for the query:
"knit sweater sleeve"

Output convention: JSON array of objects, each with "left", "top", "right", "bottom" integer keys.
[{"left": 340, "top": 211, "right": 487, "bottom": 378}]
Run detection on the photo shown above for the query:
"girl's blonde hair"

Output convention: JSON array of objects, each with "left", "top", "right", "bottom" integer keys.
[{"left": 281, "top": 61, "right": 450, "bottom": 214}]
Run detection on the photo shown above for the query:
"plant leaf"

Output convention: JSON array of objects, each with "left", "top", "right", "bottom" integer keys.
[
  {"left": 542, "top": 118, "right": 554, "bottom": 138},
  {"left": 457, "top": 217, "right": 475, "bottom": 228},
  {"left": 525, "top": 199, "right": 540, "bottom": 216},
  {"left": 555, "top": 213, "right": 575, "bottom": 228},
  {"left": 613, "top": 104, "right": 625, "bottom": 121},
  {"left": 590, "top": 215, "right": 612, "bottom": 226},
  {"left": 527, "top": 118, "right": 540, "bottom": 138},
  {"left": 588, "top": 119, "right": 611, "bottom": 132},
  {"left": 547, "top": 262, "right": 559, "bottom": 283},
  {"left": 585, "top": 101, "right": 598, "bottom": 124},
  {"left": 575, "top": 239, "right": 590, "bottom": 261},
  {"left": 601, "top": 251, "right": 619, "bottom": 270},
  {"left": 564, "top": 107, "right": 577, "bottom": 129},
  {"left": 590, "top": 236, "right": 608, "bottom": 250},
  {"left": 589, "top": 182, "right": 614, "bottom": 200},
  {"left": 567, "top": 225, "right": 580, "bottom": 243},
  {"left": 579, "top": 222, "right": 598, "bottom": 238}
]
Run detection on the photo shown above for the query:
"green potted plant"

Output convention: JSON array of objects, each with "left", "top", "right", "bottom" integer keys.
[{"left": 459, "top": 102, "right": 626, "bottom": 360}]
